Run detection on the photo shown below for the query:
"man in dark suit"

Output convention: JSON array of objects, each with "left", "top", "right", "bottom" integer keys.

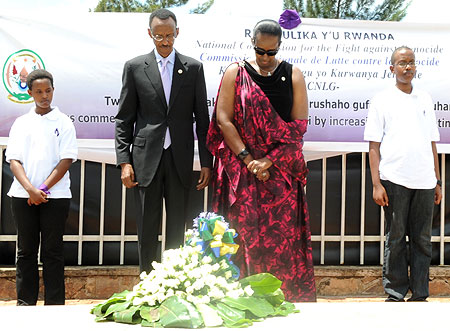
[{"left": 115, "top": 8, "right": 212, "bottom": 273}]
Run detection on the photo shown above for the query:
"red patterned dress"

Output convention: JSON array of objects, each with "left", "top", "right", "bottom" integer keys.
[{"left": 207, "top": 61, "right": 316, "bottom": 302}]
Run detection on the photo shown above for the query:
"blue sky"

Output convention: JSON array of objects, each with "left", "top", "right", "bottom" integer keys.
[{"left": 1, "top": 0, "right": 448, "bottom": 23}]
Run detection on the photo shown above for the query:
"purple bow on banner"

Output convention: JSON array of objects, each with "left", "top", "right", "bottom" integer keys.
[{"left": 279, "top": 9, "right": 301, "bottom": 29}]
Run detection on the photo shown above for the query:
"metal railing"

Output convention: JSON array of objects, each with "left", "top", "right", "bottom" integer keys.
[
  {"left": 1, "top": 146, "right": 448, "bottom": 266},
  {"left": 310, "top": 153, "right": 447, "bottom": 266}
]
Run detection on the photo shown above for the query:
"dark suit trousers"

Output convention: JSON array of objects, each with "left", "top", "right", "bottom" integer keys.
[
  {"left": 11, "top": 198, "right": 69, "bottom": 305},
  {"left": 134, "top": 147, "right": 188, "bottom": 273}
]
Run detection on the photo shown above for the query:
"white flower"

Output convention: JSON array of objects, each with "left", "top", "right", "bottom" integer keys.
[
  {"left": 163, "top": 278, "right": 179, "bottom": 288},
  {"left": 215, "top": 276, "right": 228, "bottom": 287},
  {"left": 201, "top": 255, "right": 212, "bottom": 264},
  {"left": 151, "top": 261, "right": 161, "bottom": 271},
  {"left": 192, "top": 279, "right": 205, "bottom": 291},
  {"left": 175, "top": 290, "right": 186, "bottom": 299},
  {"left": 227, "top": 290, "right": 241, "bottom": 299},
  {"left": 244, "top": 285, "right": 254, "bottom": 297},
  {"left": 208, "top": 287, "right": 225, "bottom": 300},
  {"left": 126, "top": 292, "right": 135, "bottom": 301},
  {"left": 199, "top": 264, "right": 213, "bottom": 277},
  {"left": 186, "top": 294, "right": 195, "bottom": 303},
  {"left": 219, "top": 259, "right": 229, "bottom": 269},
  {"left": 188, "top": 268, "right": 202, "bottom": 279},
  {"left": 147, "top": 269, "right": 158, "bottom": 280},
  {"left": 105, "top": 215, "right": 244, "bottom": 313},
  {"left": 200, "top": 295, "right": 210, "bottom": 304},
  {"left": 191, "top": 254, "right": 199, "bottom": 265},
  {"left": 155, "top": 291, "right": 166, "bottom": 303},
  {"left": 190, "top": 296, "right": 202, "bottom": 305},
  {"left": 143, "top": 295, "right": 156, "bottom": 306},
  {"left": 166, "top": 288, "right": 175, "bottom": 298},
  {"left": 132, "top": 283, "right": 141, "bottom": 292},
  {"left": 144, "top": 282, "right": 160, "bottom": 294},
  {"left": 203, "top": 274, "right": 217, "bottom": 287},
  {"left": 133, "top": 296, "right": 144, "bottom": 306},
  {"left": 223, "top": 282, "right": 242, "bottom": 296}
]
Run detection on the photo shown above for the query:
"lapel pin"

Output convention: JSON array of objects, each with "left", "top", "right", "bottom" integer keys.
[{"left": 178, "top": 69, "right": 183, "bottom": 74}]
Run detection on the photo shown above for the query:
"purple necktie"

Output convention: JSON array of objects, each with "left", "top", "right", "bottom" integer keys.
[
  {"left": 160, "top": 57, "right": 172, "bottom": 149},
  {"left": 161, "top": 58, "right": 171, "bottom": 105}
]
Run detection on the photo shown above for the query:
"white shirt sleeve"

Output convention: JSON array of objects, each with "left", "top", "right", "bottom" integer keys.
[
  {"left": 364, "top": 95, "right": 384, "bottom": 142},
  {"left": 5, "top": 118, "right": 24, "bottom": 163}
]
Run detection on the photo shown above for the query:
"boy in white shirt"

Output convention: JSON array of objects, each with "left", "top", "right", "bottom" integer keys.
[
  {"left": 364, "top": 46, "right": 441, "bottom": 302},
  {"left": 6, "top": 69, "right": 78, "bottom": 305}
]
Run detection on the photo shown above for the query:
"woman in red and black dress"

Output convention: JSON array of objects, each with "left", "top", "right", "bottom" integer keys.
[{"left": 207, "top": 19, "right": 316, "bottom": 302}]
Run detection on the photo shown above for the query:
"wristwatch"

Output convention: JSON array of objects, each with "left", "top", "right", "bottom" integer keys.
[
  {"left": 437, "top": 179, "right": 442, "bottom": 186},
  {"left": 238, "top": 148, "right": 250, "bottom": 161}
]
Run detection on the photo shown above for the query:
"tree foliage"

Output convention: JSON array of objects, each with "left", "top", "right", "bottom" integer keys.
[
  {"left": 190, "top": 0, "right": 214, "bottom": 14},
  {"left": 145, "top": 0, "right": 189, "bottom": 12},
  {"left": 283, "top": 0, "right": 411, "bottom": 21},
  {"left": 94, "top": 0, "right": 145, "bottom": 12},
  {"left": 93, "top": 0, "right": 190, "bottom": 12}
]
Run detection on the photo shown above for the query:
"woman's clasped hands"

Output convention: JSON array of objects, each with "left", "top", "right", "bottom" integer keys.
[{"left": 247, "top": 157, "right": 273, "bottom": 182}]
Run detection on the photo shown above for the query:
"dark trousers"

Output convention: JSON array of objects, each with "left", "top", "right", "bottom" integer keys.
[
  {"left": 381, "top": 180, "right": 435, "bottom": 300},
  {"left": 11, "top": 198, "right": 70, "bottom": 305},
  {"left": 134, "top": 147, "right": 188, "bottom": 273}
]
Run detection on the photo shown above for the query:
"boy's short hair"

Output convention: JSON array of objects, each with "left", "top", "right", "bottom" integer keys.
[{"left": 27, "top": 69, "right": 54, "bottom": 90}]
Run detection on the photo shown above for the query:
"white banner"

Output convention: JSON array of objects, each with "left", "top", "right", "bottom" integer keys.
[{"left": 1, "top": 13, "right": 449, "bottom": 152}]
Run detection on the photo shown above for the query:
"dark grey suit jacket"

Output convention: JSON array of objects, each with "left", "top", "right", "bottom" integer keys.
[{"left": 115, "top": 50, "right": 212, "bottom": 188}]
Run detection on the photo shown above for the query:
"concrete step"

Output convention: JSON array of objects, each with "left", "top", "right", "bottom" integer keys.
[{"left": 1, "top": 266, "right": 450, "bottom": 300}]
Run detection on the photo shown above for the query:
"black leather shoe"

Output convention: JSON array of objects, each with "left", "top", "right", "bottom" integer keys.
[
  {"left": 385, "top": 297, "right": 405, "bottom": 302},
  {"left": 407, "top": 297, "right": 428, "bottom": 302}
]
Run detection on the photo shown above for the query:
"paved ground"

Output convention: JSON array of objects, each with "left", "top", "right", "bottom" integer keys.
[{"left": 2, "top": 300, "right": 448, "bottom": 331}]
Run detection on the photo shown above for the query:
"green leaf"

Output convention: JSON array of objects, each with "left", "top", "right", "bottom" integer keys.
[
  {"left": 221, "top": 297, "right": 274, "bottom": 318},
  {"left": 141, "top": 319, "right": 163, "bottom": 328},
  {"left": 113, "top": 305, "right": 142, "bottom": 324},
  {"left": 263, "top": 288, "right": 285, "bottom": 306},
  {"left": 212, "top": 302, "right": 252, "bottom": 328},
  {"left": 91, "top": 304, "right": 105, "bottom": 317},
  {"left": 240, "top": 273, "right": 282, "bottom": 296},
  {"left": 159, "top": 296, "right": 204, "bottom": 328},
  {"left": 196, "top": 303, "right": 223, "bottom": 327},
  {"left": 104, "top": 301, "right": 131, "bottom": 318},
  {"left": 272, "top": 301, "right": 300, "bottom": 316},
  {"left": 90, "top": 290, "right": 130, "bottom": 316},
  {"left": 140, "top": 305, "right": 160, "bottom": 323},
  {"left": 111, "top": 290, "right": 131, "bottom": 299},
  {"left": 94, "top": 315, "right": 113, "bottom": 322}
]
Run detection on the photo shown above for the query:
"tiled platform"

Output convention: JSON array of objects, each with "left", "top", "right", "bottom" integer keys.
[{"left": 0, "top": 301, "right": 448, "bottom": 330}]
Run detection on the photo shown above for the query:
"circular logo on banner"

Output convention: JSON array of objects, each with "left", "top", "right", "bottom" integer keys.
[{"left": 2, "top": 49, "right": 46, "bottom": 104}]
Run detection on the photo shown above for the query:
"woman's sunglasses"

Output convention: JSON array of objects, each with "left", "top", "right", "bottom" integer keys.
[{"left": 253, "top": 46, "right": 279, "bottom": 57}]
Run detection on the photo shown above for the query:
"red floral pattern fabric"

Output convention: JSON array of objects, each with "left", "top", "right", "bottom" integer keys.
[{"left": 207, "top": 63, "right": 316, "bottom": 302}]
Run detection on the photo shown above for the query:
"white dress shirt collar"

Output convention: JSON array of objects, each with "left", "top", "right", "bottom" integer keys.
[{"left": 155, "top": 49, "right": 175, "bottom": 66}]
